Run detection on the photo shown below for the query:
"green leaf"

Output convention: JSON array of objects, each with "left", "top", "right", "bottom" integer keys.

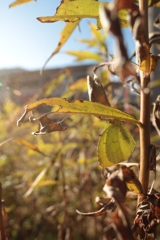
[
  {"left": 9, "top": 0, "right": 34, "bottom": 7},
  {"left": 42, "top": 21, "right": 79, "bottom": 70},
  {"left": 37, "top": 0, "right": 103, "bottom": 23},
  {"left": 17, "top": 98, "right": 141, "bottom": 127},
  {"left": 98, "top": 121, "right": 135, "bottom": 167},
  {"left": 65, "top": 50, "right": 104, "bottom": 62}
]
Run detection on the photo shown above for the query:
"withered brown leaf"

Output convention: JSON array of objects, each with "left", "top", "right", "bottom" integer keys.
[
  {"left": 31, "top": 114, "right": 67, "bottom": 135},
  {"left": 87, "top": 75, "right": 110, "bottom": 106}
]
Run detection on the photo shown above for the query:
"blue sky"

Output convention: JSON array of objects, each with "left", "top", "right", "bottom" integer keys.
[{"left": 0, "top": 0, "right": 135, "bottom": 71}]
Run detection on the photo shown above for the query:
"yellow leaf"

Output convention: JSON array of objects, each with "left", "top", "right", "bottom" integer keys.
[
  {"left": 69, "top": 78, "right": 88, "bottom": 91},
  {"left": 13, "top": 138, "right": 46, "bottom": 156},
  {"left": 37, "top": 180, "right": 58, "bottom": 186},
  {"left": 118, "top": 9, "right": 129, "bottom": 28},
  {"left": 66, "top": 50, "right": 104, "bottom": 62},
  {"left": 89, "top": 23, "right": 106, "bottom": 42},
  {"left": 121, "top": 166, "right": 143, "bottom": 194},
  {"left": 37, "top": 0, "right": 102, "bottom": 23},
  {"left": 140, "top": 55, "right": 160, "bottom": 73},
  {"left": 17, "top": 98, "right": 141, "bottom": 127},
  {"left": 9, "top": 0, "right": 34, "bottom": 7},
  {"left": 42, "top": 22, "right": 79, "bottom": 70},
  {"left": 98, "top": 121, "right": 135, "bottom": 167},
  {"left": 44, "top": 73, "right": 66, "bottom": 96}
]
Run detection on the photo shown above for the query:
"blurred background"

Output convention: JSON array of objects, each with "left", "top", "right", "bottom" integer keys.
[{"left": 0, "top": 1, "right": 159, "bottom": 240}]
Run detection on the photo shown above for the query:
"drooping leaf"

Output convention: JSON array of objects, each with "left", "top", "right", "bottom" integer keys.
[
  {"left": 89, "top": 22, "right": 106, "bottom": 42},
  {"left": 65, "top": 50, "right": 104, "bottom": 62},
  {"left": 42, "top": 21, "right": 79, "bottom": 70},
  {"left": 13, "top": 138, "right": 47, "bottom": 156},
  {"left": 103, "top": 167, "right": 134, "bottom": 240},
  {"left": 9, "top": 0, "right": 34, "bottom": 7},
  {"left": 0, "top": 137, "right": 47, "bottom": 156},
  {"left": 37, "top": 0, "right": 103, "bottom": 23},
  {"left": 98, "top": 121, "right": 135, "bottom": 167},
  {"left": 110, "top": 209, "right": 134, "bottom": 240},
  {"left": 17, "top": 98, "right": 141, "bottom": 127}
]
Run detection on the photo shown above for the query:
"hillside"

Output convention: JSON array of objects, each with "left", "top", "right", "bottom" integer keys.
[{"left": 0, "top": 64, "right": 94, "bottom": 105}]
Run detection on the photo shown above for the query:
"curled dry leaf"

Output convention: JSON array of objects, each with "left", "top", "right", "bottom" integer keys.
[
  {"left": 154, "top": 14, "right": 160, "bottom": 29},
  {"left": 148, "top": 144, "right": 157, "bottom": 193},
  {"left": 128, "top": 5, "right": 151, "bottom": 75},
  {"left": 110, "top": 209, "right": 134, "bottom": 240},
  {"left": 30, "top": 114, "right": 67, "bottom": 135},
  {"left": 151, "top": 95, "right": 160, "bottom": 136},
  {"left": 99, "top": 4, "right": 136, "bottom": 81},
  {"left": 103, "top": 167, "right": 134, "bottom": 239},
  {"left": 121, "top": 165, "right": 143, "bottom": 194},
  {"left": 133, "top": 193, "right": 160, "bottom": 236},
  {"left": 103, "top": 164, "right": 143, "bottom": 195},
  {"left": 103, "top": 168, "right": 128, "bottom": 200},
  {"left": 87, "top": 75, "right": 110, "bottom": 106},
  {"left": 76, "top": 200, "right": 115, "bottom": 217}
]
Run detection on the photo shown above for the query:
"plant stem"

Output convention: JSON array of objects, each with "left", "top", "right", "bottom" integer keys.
[
  {"left": 139, "top": 0, "right": 151, "bottom": 195},
  {"left": 139, "top": 75, "right": 150, "bottom": 194}
]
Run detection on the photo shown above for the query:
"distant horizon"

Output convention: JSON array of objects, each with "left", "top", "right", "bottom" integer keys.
[{"left": 0, "top": 61, "right": 96, "bottom": 72}]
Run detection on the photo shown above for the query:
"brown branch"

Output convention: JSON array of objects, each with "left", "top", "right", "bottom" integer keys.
[{"left": 138, "top": 1, "right": 151, "bottom": 195}]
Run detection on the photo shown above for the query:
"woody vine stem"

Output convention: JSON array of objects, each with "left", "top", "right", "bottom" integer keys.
[{"left": 139, "top": 0, "right": 151, "bottom": 196}]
